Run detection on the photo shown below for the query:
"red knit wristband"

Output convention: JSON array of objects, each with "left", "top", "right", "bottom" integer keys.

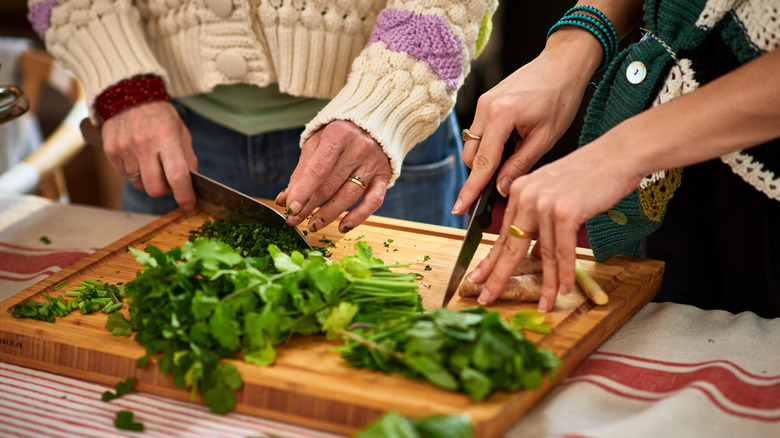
[{"left": 95, "top": 75, "right": 171, "bottom": 123}]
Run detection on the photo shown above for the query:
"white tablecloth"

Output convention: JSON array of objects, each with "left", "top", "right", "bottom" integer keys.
[{"left": 1, "top": 194, "right": 778, "bottom": 437}]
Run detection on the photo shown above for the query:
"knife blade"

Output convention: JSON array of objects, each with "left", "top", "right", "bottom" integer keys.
[
  {"left": 191, "top": 171, "right": 312, "bottom": 250},
  {"left": 442, "top": 130, "right": 519, "bottom": 308}
]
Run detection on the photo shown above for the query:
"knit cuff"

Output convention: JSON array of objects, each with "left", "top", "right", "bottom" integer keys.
[
  {"left": 44, "top": 1, "right": 167, "bottom": 123},
  {"left": 300, "top": 42, "right": 455, "bottom": 187},
  {"left": 95, "top": 76, "right": 171, "bottom": 123}
]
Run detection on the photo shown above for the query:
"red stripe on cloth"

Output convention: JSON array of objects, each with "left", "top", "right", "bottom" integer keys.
[
  {"left": 1, "top": 378, "right": 250, "bottom": 436},
  {"left": 0, "top": 408, "right": 110, "bottom": 438},
  {"left": 0, "top": 247, "right": 90, "bottom": 275},
  {"left": 2, "top": 363, "right": 336, "bottom": 438},
  {"left": 591, "top": 351, "right": 780, "bottom": 381},
  {"left": 563, "top": 375, "right": 780, "bottom": 422},
  {"left": 0, "top": 419, "right": 59, "bottom": 438},
  {"left": 565, "top": 355, "right": 780, "bottom": 421}
]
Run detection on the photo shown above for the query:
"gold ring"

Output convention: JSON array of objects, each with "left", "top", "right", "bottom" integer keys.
[
  {"left": 507, "top": 224, "right": 532, "bottom": 239},
  {"left": 347, "top": 175, "right": 368, "bottom": 190},
  {"left": 126, "top": 173, "right": 141, "bottom": 182},
  {"left": 461, "top": 128, "right": 481, "bottom": 142}
]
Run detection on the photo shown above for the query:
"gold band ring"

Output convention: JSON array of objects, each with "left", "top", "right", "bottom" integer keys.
[
  {"left": 347, "top": 175, "right": 368, "bottom": 190},
  {"left": 507, "top": 224, "right": 532, "bottom": 239},
  {"left": 461, "top": 128, "right": 481, "bottom": 142},
  {"left": 126, "top": 173, "right": 141, "bottom": 182}
]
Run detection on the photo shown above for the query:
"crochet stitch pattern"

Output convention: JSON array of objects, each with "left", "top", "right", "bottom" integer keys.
[{"left": 583, "top": 0, "right": 780, "bottom": 262}]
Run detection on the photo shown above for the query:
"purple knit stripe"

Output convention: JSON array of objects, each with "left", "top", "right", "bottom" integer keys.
[
  {"left": 28, "top": 0, "right": 59, "bottom": 40},
  {"left": 368, "top": 9, "right": 462, "bottom": 90}
]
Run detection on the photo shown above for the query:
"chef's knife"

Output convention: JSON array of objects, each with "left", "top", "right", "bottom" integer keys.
[
  {"left": 192, "top": 171, "right": 312, "bottom": 250},
  {"left": 77, "top": 120, "right": 311, "bottom": 250},
  {"left": 442, "top": 130, "right": 519, "bottom": 308}
]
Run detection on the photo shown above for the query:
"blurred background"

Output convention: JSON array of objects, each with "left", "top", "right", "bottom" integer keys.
[{"left": 0, "top": 0, "right": 616, "bottom": 211}]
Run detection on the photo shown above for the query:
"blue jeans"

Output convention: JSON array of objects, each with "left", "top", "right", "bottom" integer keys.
[{"left": 123, "top": 103, "right": 466, "bottom": 228}]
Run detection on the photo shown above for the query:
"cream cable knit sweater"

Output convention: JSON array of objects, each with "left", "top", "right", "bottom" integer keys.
[{"left": 28, "top": 0, "right": 498, "bottom": 186}]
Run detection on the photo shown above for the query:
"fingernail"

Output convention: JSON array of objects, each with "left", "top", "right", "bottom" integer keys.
[
  {"left": 559, "top": 284, "right": 570, "bottom": 296},
  {"left": 289, "top": 201, "right": 302, "bottom": 216},
  {"left": 538, "top": 296, "right": 549, "bottom": 313},
  {"left": 467, "top": 267, "right": 481, "bottom": 281},
  {"left": 274, "top": 189, "right": 285, "bottom": 205},
  {"left": 477, "top": 288, "right": 490, "bottom": 305},
  {"left": 452, "top": 199, "right": 463, "bottom": 215},
  {"left": 497, "top": 177, "right": 512, "bottom": 197}
]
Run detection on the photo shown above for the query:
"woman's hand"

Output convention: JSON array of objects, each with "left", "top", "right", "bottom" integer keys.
[
  {"left": 453, "top": 32, "right": 602, "bottom": 215},
  {"left": 468, "top": 132, "right": 643, "bottom": 312},
  {"left": 275, "top": 120, "right": 393, "bottom": 233},
  {"left": 102, "top": 101, "right": 198, "bottom": 210}
]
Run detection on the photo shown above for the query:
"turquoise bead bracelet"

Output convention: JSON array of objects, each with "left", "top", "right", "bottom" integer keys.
[{"left": 547, "top": 5, "right": 619, "bottom": 71}]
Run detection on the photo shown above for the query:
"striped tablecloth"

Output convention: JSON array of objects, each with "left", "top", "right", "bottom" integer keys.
[{"left": 1, "top": 194, "right": 778, "bottom": 438}]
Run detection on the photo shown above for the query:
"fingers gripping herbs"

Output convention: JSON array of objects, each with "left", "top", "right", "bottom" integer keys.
[{"left": 124, "top": 239, "right": 422, "bottom": 413}]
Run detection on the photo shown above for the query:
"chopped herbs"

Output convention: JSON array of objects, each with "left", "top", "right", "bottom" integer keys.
[
  {"left": 423, "top": 255, "right": 431, "bottom": 261},
  {"left": 40, "top": 236, "right": 51, "bottom": 244},
  {"left": 383, "top": 239, "right": 394, "bottom": 248},
  {"left": 190, "top": 217, "right": 308, "bottom": 258},
  {"left": 102, "top": 377, "right": 137, "bottom": 401},
  {"left": 424, "top": 265, "right": 432, "bottom": 271},
  {"left": 139, "top": 235, "right": 155, "bottom": 244},
  {"left": 11, "top": 279, "right": 125, "bottom": 322},
  {"left": 114, "top": 410, "right": 144, "bottom": 432}
]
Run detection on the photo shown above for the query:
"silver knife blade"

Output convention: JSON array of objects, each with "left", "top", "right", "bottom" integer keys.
[
  {"left": 442, "top": 131, "right": 519, "bottom": 308},
  {"left": 191, "top": 171, "right": 312, "bottom": 250}
]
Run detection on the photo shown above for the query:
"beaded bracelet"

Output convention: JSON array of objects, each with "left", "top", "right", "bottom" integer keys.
[
  {"left": 95, "top": 75, "right": 171, "bottom": 123},
  {"left": 565, "top": 14, "right": 617, "bottom": 58},
  {"left": 547, "top": 5, "right": 619, "bottom": 71},
  {"left": 566, "top": 6, "right": 618, "bottom": 50}
]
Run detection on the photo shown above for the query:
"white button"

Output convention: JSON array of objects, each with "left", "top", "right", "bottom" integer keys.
[
  {"left": 205, "top": 0, "right": 233, "bottom": 18},
  {"left": 626, "top": 61, "right": 647, "bottom": 84},
  {"left": 216, "top": 50, "right": 247, "bottom": 79}
]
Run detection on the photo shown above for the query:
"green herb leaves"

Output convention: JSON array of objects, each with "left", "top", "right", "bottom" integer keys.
[
  {"left": 336, "top": 307, "right": 560, "bottom": 401},
  {"left": 114, "top": 410, "right": 144, "bottom": 432},
  {"left": 124, "top": 238, "right": 422, "bottom": 414},
  {"left": 102, "top": 377, "right": 137, "bottom": 401},
  {"left": 355, "top": 411, "right": 473, "bottom": 438}
]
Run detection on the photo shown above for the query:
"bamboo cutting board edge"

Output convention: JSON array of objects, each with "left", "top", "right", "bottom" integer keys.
[{"left": 0, "top": 204, "right": 665, "bottom": 438}]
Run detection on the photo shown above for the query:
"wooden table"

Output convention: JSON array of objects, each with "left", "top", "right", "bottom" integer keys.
[{"left": 2, "top": 193, "right": 778, "bottom": 438}]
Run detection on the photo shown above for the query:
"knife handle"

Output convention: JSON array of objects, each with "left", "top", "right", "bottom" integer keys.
[{"left": 471, "top": 130, "right": 520, "bottom": 229}]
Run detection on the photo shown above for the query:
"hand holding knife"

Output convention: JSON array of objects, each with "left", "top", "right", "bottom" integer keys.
[{"left": 442, "top": 130, "right": 520, "bottom": 308}]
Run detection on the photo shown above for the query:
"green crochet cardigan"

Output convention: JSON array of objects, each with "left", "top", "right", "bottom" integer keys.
[{"left": 582, "top": 0, "right": 780, "bottom": 262}]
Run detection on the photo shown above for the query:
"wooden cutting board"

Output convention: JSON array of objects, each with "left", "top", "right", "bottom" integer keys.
[{"left": 0, "top": 202, "right": 664, "bottom": 437}]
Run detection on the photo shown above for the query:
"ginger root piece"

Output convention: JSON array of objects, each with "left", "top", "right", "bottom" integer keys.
[
  {"left": 457, "top": 256, "right": 543, "bottom": 302},
  {"left": 458, "top": 274, "right": 542, "bottom": 302}
]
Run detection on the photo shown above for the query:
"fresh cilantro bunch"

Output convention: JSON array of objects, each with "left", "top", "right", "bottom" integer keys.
[
  {"left": 336, "top": 307, "right": 561, "bottom": 401},
  {"left": 124, "top": 238, "right": 421, "bottom": 414}
]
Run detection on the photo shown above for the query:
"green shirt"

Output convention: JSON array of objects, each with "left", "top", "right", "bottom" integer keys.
[{"left": 178, "top": 83, "right": 329, "bottom": 136}]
